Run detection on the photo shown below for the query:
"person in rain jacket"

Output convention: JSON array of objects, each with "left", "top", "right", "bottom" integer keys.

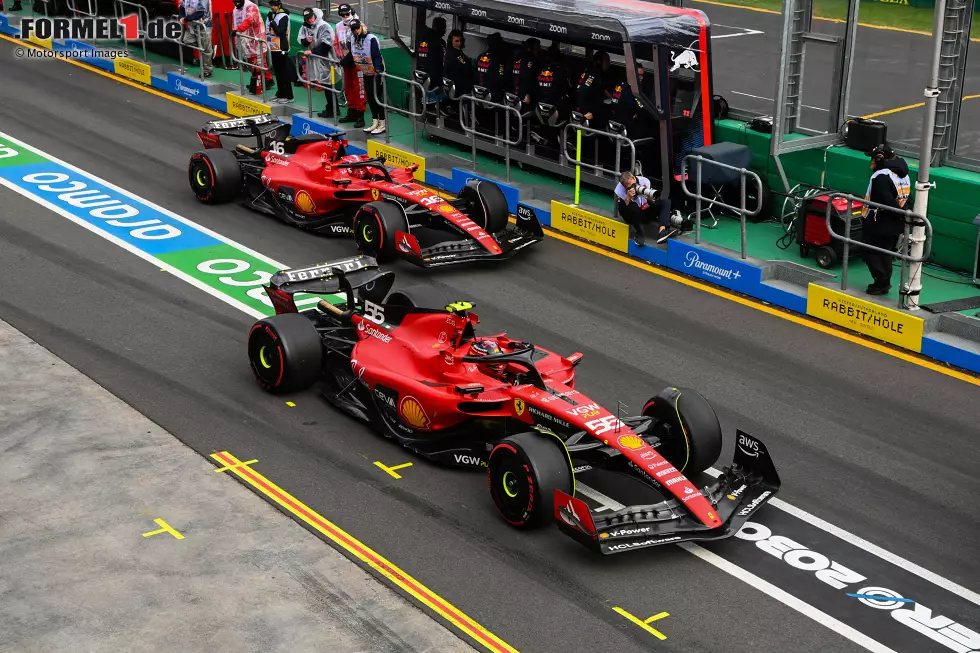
[
  {"left": 298, "top": 7, "right": 332, "bottom": 85},
  {"left": 299, "top": 8, "right": 336, "bottom": 117},
  {"left": 232, "top": 0, "right": 274, "bottom": 91},
  {"left": 334, "top": 3, "right": 366, "bottom": 126}
]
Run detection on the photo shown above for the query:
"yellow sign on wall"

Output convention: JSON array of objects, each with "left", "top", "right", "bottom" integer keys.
[
  {"left": 113, "top": 57, "right": 152, "bottom": 85},
  {"left": 227, "top": 93, "right": 272, "bottom": 118},
  {"left": 807, "top": 283, "right": 924, "bottom": 352},
  {"left": 550, "top": 201, "right": 628, "bottom": 253},
  {"left": 27, "top": 33, "right": 53, "bottom": 49},
  {"left": 367, "top": 140, "right": 425, "bottom": 182}
]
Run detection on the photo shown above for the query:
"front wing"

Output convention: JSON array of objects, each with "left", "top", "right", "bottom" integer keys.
[{"left": 555, "top": 430, "right": 781, "bottom": 555}]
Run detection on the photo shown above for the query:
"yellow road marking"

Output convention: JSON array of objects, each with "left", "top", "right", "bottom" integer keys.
[
  {"left": 286, "top": 401, "right": 296, "bottom": 407},
  {"left": 211, "top": 451, "right": 517, "bottom": 653},
  {"left": 214, "top": 458, "right": 259, "bottom": 473},
  {"left": 613, "top": 607, "right": 670, "bottom": 640},
  {"left": 862, "top": 101, "right": 926, "bottom": 119},
  {"left": 691, "top": 0, "right": 980, "bottom": 41},
  {"left": 5, "top": 30, "right": 978, "bottom": 387},
  {"left": 374, "top": 461, "right": 414, "bottom": 479},
  {"left": 142, "top": 518, "right": 185, "bottom": 540}
]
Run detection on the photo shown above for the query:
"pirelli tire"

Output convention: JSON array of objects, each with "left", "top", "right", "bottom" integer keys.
[
  {"left": 354, "top": 201, "right": 409, "bottom": 263},
  {"left": 385, "top": 284, "right": 450, "bottom": 310},
  {"left": 488, "top": 432, "right": 573, "bottom": 529},
  {"left": 458, "top": 179, "right": 509, "bottom": 234},
  {"left": 642, "top": 387, "right": 722, "bottom": 475},
  {"left": 247, "top": 313, "right": 323, "bottom": 394},
  {"left": 188, "top": 148, "right": 243, "bottom": 204}
]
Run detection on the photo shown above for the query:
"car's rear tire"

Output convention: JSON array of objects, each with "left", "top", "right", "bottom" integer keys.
[
  {"left": 459, "top": 180, "right": 509, "bottom": 234},
  {"left": 642, "top": 387, "right": 722, "bottom": 475},
  {"left": 189, "top": 149, "right": 242, "bottom": 204},
  {"left": 488, "top": 432, "right": 572, "bottom": 529},
  {"left": 353, "top": 200, "right": 409, "bottom": 263},
  {"left": 385, "top": 284, "right": 450, "bottom": 310},
  {"left": 247, "top": 313, "right": 323, "bottom": 394}
]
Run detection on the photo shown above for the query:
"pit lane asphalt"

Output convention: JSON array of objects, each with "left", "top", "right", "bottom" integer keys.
[{"left": 1, "top": 42, "right": 978, "bottom": 653}]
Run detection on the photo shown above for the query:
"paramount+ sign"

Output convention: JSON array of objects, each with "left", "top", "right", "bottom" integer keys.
[{"left": 20, "top": 16, "right": 181, "bottom": 41}]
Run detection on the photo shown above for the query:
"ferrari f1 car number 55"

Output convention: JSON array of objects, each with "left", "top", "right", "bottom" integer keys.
[
  {"left": 243, "top": 256, "right": 781, "bottom": 555},
  {"left": 186, "top": 115, "right": 543, "bottom": 268}
]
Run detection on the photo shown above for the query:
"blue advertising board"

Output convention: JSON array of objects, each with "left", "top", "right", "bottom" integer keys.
[{"left": 667, "top": 239, "right": 763, "bottom": 294}]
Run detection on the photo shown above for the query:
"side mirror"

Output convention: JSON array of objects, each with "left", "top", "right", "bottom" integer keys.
[{"left": 566, "top": 352, "right": 584, "bottom": 366}]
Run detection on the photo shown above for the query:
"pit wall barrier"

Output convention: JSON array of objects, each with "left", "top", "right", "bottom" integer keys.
[{"left": 3, "top": 20, "right": 979, "bottom": 377}]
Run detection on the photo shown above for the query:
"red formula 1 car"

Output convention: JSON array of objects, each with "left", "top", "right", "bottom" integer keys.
[
  {"left": 186, "top": 115, "right": 543, "bottom": 267},
  {"left": 246, "top": 256, "right": 781, "bottom": 554}
]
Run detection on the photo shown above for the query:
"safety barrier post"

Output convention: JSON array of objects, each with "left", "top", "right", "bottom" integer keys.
[
  {"left": 823, "top": 192, "right": 931, "bottom": 309},
  {"left": 299, "top": 52, "right": 342, "bottom": 122},
  {"left": 230, "top": 32, "right": 272, "bottom": 103},
  {"left": 681, "top": 154, "right": 763, "bottom": 259},
  {"left": 67, "top": 0, "right": 97, "bottom": 18},
  {"left": 562, "top": 122, "right": 637, "bottom": 214},
  {"left": 457, "top": 93, "right": 523, "bottom": 182},
  {"left": 168, "top": 17, "right": 208, "bottom": 80},
  {"left": 114, "top": 0, "right": 151, "bottom": 62},
  {"left": 375, "top": 71, "right": 425, "bottom": 151}
]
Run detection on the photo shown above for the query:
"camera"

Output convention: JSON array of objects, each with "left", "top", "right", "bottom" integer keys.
[{"left": 635, "top": 185, "right": 658, "bottom": 199}]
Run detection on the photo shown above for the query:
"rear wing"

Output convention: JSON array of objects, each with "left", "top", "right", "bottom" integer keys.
[
  {"left": 556, "top": 430, "right": 781, "bottom": 555},
  {"left": 264, "top": 256, "right": 394, "bottom": 315},
  {"left": 196, "top": 114, "right": 290, "bottom": 151}
]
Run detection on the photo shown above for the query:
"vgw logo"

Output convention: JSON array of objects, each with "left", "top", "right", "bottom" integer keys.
[{"left": 20, "top": 16, "right": 180, "bottom": 42}]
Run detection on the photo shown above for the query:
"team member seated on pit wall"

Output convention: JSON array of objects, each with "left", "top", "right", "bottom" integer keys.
[
  {"left": 444, "top": 29, "right": 476, "bottom": 108},
  {"left": 178, "top": 0, "right": 213, "bottom": 79},
  {"left": 861, "top": 144, "right": 912, "bottom": 296},
  {"left": 610, "top": 66, "right": 656, "bottom": 176},
  {"left": 616, "top": 171, "right": 678, "bottom": 246},
  {"left": 530, "top": 44, "right": 572, "bottom": 145},
  {"left": 266, "top": 0, "right": 295, "bottom": 104},
  {"left": 300, "top": 8, "right": 335, "bottom": 117},
  {"left": 414, "top": 16, "right": 447, "bottom": 98},
  {"left": 232, "top": 0, "right": 274, "bottom": 94},
  {"left": 334, "top": 4, "right": 366, "bottom": 126},
  {"left": 514, "top": 38, "right": 542, "bottom": 110},
  {"left": 341, "top": 18, "right": 386, "bottom": 135},
  {"left": 475, "top": 32, "right": 511, "bottom": 130},
  {"left": 575, "top": 51, "right": 613, "bottom": 128}
]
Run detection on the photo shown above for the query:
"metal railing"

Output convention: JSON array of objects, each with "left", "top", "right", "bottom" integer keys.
[
  {"left": 230, "top": 32, "right": 272, "bottom": 103},
  {"left": 681, "top": 154, "right": 764, "bottom": 260},
  {"left": 169, "top": 17, "right": 210, "bottom": 81},
  {"left": 823, "top": 192, "right": 932, "bottom": 309},
  {"left": 376, "top": 71, "right": 426, "bottom": 152},
  {"left": 67, "top": 0, "right": 97, "bottom": 18},
  {"left": 114, "top": 0, "right": 150, "bottom": 61},
  {"left": 563, "top": 122, "right": 637, "bottom": 212},
  {"left": 299, "top": 52, "right": 343, "bottom": 122},
  {"left": 458, "top": 93, "right": 522, "bottom": 181}
]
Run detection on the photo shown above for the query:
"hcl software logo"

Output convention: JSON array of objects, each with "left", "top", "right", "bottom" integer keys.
[{"left": 20, "top": 16, "right": 181, "bottom": 41}]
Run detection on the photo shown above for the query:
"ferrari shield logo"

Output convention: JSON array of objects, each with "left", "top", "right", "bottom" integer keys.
[
  {"left": 514, "top": 399, "right": 526, "bottom": 416},
  {"left": 371, "top": 188, "right": 380, "bottom": 200}
]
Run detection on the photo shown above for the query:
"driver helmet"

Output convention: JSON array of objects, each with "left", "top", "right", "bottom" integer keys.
[{"left": 470, "top": 339, "right": 502, "bottom": 357}]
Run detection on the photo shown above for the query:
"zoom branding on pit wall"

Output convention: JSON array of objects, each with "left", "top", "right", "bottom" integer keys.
[
  {"left": 20, "top": 16, "right": 181, "bottom": 41},
  {"left": 736, "top": 522, "right": 980, "bottom": 653}
]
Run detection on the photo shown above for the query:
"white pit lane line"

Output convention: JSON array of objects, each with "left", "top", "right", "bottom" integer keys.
[
  {"left": 712, "top": 24, "right": 765, "bottom": 39},
  {"left": 2, "top": 130, "right": 977, "bottom": 651}
]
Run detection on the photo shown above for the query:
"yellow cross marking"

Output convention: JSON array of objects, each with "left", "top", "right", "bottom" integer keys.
[
  {"left": 213, "top": 458, "right": 258, "bottom": 473},
  {"left": 142, "top": 518, "right": 184, "bottom": 540},
  {"left": 374, "top": 461, "right": 414, "bottom": 479},
  {"left": 613, "top": 607, "right": 669, "bottom": 640}
]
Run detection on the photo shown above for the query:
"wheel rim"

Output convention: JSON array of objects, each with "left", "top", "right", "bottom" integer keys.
[
  {"left": 502, "top": 471, "right": 519, "bottom": 498},
  {"left": 195, "top": 167, "right": 209, "bottom": 187},
  {"left": 361, "top": 222, "right": 376, "bottom": 243},
  {"left": 249, "top": 329, "right": 282, "bottom": 386},
  {"left": 258, "top": 345, "right": 272, "bottom": 369}
]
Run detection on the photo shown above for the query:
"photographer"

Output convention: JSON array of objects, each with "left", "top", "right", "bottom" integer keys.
[{"left": 615, "top": 171, "right": 677, "bottom": 246}]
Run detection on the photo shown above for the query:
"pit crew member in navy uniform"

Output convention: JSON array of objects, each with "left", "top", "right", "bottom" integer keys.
[
  {"left": 415, "top": 16, "right": 447, "bottom": 95},
  {"left": 266, "top": 0, "right": 294, "bottom": 104},
  {"left": 862, "top": 145, "right": 912, "bottom": 295},
  {"left": 444, "top": 29, "right": 475, "bottom": 99}
]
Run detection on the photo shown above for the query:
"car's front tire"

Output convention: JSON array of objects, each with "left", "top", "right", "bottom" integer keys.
[
  {"left": 247, "top": 313, "right": 323, "bottom": 393},
  {"left": 459, "top": 180, "right": 509, "bottom": 234},
  {"left": 353, "top": 200, "right": 409, "bottom": 263},
  {"left": 488, "top": 432, "right": 573, "bottom": 529},
  {"left": 642, "top": 387, "right": 722, "bottom": 475},
  {"left": 188, "top": 149, "right": 243, "bottom": 204}
]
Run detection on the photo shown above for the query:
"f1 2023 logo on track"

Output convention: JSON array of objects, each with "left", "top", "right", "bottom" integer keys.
[{"left": 736, "top": 522, "right": 980, "bottom": 652}]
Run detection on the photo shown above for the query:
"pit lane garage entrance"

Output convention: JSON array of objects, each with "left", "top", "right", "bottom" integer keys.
[{"left": 384, "top": 0, "right": 718, "bottom": 196}]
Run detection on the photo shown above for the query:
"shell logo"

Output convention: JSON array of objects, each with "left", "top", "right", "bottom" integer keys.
[
  {"left": 295, "top": 190, "right": 317, "bottom": 214},
  {"left": 438, "top": 204, "right": 454, "bottom": 213},
  {"left": 371, "top": 188, "right": 380, "bottom": 200},
  {"left": 618, "top": 434, "right": 645, "bottom": 451},
  {"left": 399, "top": 396, "right": 430, "bottom": 429}
]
